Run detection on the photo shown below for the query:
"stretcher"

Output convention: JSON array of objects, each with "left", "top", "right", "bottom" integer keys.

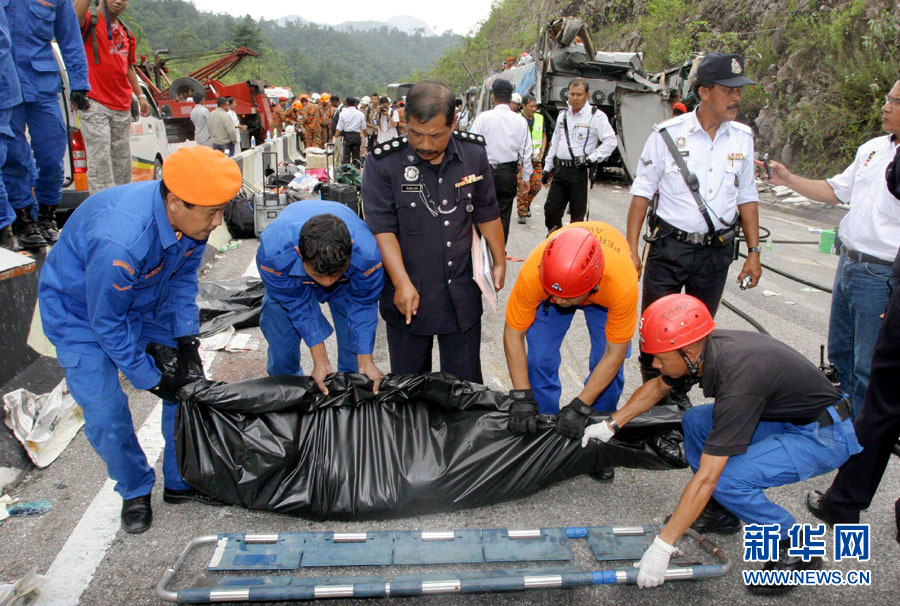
[{"left": 157, "top": 525, "right": 730, "bottom": 602}]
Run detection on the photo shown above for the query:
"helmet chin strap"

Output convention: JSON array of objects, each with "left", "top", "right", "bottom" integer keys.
[{"left": 677, "top": 346, "right": 705, "bottom": 382}]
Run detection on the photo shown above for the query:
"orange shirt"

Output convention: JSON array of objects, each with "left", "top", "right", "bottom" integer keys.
[{"left": 505, "top": 222, "right": 639, "bottom": 343}]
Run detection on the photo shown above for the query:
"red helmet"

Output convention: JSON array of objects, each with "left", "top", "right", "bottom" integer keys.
[
  {"left": 640, "top": 294, "right": 715, "bottom": 354},
  {"left": 539, "top": 228, "right": 604, "bottom": 298}
]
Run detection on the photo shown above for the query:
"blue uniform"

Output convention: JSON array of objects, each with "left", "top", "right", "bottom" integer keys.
[
  {"left": 0, "top": 0, "right": 22, "bottom": 229},
  {"left": 3, "top": 0, "right": 88, "bottom": 211},
  {"left": 362, "top": 131, "right": 499, "bottom": 382},
  {"left": 39, "top": 181, "right": 205, "bottom": 499},
  {"left": 256, "top": 200, "right": 383, "bottom": 376}
]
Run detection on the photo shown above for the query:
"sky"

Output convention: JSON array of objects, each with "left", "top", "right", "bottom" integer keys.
[{"left": 189, "top": 0, "right": 494, "bottom": 36}]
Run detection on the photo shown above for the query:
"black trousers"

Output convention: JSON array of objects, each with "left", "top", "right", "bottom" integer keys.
[
  {"left": 822, "top": 280, "right": 900, "bottom": 527},
  {"left": 491, "top": 164, "right": 518, "bottom": 242},
  {"left": 385, "top": 321, "right": 483, "bottom": 384},
  {"left": 544, "top": 165, "right": 589, "bottom": 231},
  {"left": 639, "top": 233, "right": 733, "bottom": 374},
  {"left": 342, "top": 132, "right": 361, "bottom": 166}
]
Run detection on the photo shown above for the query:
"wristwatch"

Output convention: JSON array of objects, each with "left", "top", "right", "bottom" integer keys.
[{"left": 747, "top": 246, "right": 761, "bottom": 254}]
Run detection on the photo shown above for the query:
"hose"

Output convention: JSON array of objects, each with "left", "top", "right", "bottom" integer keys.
[
  {"left": 721, "top": 299, "right": 769, "bottom": 335},
  {"left": 737, "top": 252, "right": 833, "bottom": 293}
]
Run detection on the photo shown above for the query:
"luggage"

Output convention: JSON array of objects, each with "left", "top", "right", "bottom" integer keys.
[
  {"left": 223, "top": 193, "right": 255, "bottom": 239},
  {"left": 252, "top": 192, "right": 289, "bottom": 236},
  {"left": 319, "top": 182, "right": 358, "bottom": 215}
]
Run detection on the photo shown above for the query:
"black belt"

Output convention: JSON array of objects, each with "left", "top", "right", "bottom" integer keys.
[
  {"left": 842, "top": 246, "right": 892, "bottom": 267},
  {"left": 657, "top": 218, "right": 739, "bottom": 247},
  {"left": 555, "top": 159, "right": 582, "bottom": 168},
  {"left": 490, "top": 161, "right": 518, "bottom": 170},
  {"left": 816, "top": 398, "right": 851, "bottom": 427}
]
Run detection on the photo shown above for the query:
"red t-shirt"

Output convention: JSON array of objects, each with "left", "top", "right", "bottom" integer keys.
[{"left": 82, "top": 10, "right": 136, "bottom": 111}]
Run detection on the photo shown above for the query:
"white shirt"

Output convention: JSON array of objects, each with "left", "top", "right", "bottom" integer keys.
[
  {"left": 468, "top": 104, "right": 533, "bottom": 179},
  {"left": 336, "top": 106, "right": 366, "bottom": 133},
  {"left": 545, "top": 103, "right": 617, "bottom": 172},
  {"left": 630, "top": 110, "right": 758, "bottom": 233},
  {"left": 228, "top": 109, "right": 240, "bottom": 127},
  {"left": 828, "top": 135, "right": 900, "bottom": 261},
  {"left": 189, "top": 104, "right": 212, "bottom": 147},
  {"left": 376, "top": 110, "right": 399, "bottom": 143}
]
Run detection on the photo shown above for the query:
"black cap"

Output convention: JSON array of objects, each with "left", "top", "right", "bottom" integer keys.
[
  {"left": 696, "top": 52, "right": 755, "bottom": 87},
  {"left": 491, "top": 78, "right": 514, "bottom": 94}
]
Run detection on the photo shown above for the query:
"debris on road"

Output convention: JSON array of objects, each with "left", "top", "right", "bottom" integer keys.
[{"left": 3, "top": 380, "right": 83, "bottom": 468}]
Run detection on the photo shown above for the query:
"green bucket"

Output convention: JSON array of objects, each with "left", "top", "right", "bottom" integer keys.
[{"left": 819, "top": 230, "right": 837, "bottom": 255}]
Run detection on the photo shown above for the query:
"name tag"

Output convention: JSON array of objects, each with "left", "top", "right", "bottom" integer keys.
[{"left": 401, "top": 184, "right": 423, "bottom": 193}]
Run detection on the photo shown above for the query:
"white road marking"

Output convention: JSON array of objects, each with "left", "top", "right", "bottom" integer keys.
[{"left": 36, "top": 256, "right": 252, "bottom": 605}]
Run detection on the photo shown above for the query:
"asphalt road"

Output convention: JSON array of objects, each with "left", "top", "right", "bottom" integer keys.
[{"left": 2, "top": 179, "right": 897, "bottom": 606}]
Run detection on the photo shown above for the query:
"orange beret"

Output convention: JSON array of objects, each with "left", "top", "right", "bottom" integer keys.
[{"left": 162, "top": 146, "right": 242, "bottom": 207}]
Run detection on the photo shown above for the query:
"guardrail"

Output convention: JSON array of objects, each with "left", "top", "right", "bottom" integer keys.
[{"left": 233, "top": 131, "right": 305, "bottom": 192}]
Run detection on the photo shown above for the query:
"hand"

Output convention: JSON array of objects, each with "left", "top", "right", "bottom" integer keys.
[
  {"left": 737, "top": 254, "right": 762, "bottom": 289},
  {"left": 393, "top": 279, "right": 420, "bottom": 325},
  {"left": 139, "top": 97, "right": 151, "bottom": 117},
  {"left": 358, "top": 356, "right": 384, "bottom": 393},
  {"left": 70, "top": 90, "right": 90, "bottom": 111},
  {"left": 311, "top": 361, "right": 333, "bottom": 396},
  {"left": 541, "top": 171, "right": 552, "bottom": 186},
  {"left": 175, "top": 335, "right": 203, "bottom": 382},
  {"left": 507, "top": 389, "right": 539, "bottom": 435},
  {"left": 517, "top": 179, "right": 529, "bottom": 196},
  {"left": 148, "top": 371, "right": 186, "bottom": 402},
  {"left": 631, "top": 250, "right": 643, "bottom": 279},
  {"left": 556, "top": 397, "right": 593, "bottom": 439},
  {"left": 635, "top": 536, "right": 676, "bottom": 588},
  {"left": 492, "top": 260, "right": 506, "bottom": 291},
  {"left": 753, "top": 158, "right": 791, "bottom": 187},
  {"left": 581, "top": 420, "right": 616, "bottom": 447}
]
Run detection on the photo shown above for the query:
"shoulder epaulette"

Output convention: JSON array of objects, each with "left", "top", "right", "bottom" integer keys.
[
  {"left": 656, "top": 114, "right": 687, "bottom": 131},
  {"left": 729, "top": 121, "right": 755, "bottom": 137},
  {"left": 453, "top": 130, "right": 486, "bottom": 146},
  {"left": 371, "top": 136, "right": 408, "bottom": 158}
]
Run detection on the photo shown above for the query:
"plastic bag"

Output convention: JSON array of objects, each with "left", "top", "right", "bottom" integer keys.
[
  {"left": 176, "top": 373, "right": 685, "bottom": 520},
  {"left": 196, "top": 277, "right": 264, "bottom": 337}
]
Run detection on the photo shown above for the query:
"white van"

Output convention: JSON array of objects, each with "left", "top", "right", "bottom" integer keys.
[{"left": 52, "top": 42, "right": 171, "bottom": 216}]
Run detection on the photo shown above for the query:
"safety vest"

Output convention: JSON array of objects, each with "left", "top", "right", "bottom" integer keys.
[{"left": 528, "top": 113, "right": 544, "bottom": 158}]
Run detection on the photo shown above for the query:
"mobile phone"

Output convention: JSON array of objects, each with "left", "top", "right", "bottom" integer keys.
[
  {"left": 740, "top": 275, "right": 752, "bottom": 290},
  {"left": 763, "top": 153, "right": 772, "bottom": 180}
]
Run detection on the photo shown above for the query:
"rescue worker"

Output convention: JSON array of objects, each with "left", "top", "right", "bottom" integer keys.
[
  {"left": 516, "top": 94, "right": 546, "bottom": 224},
  {"left": 300, "top": 93, "right": 324, "bottom": 149},
  {"left": 320, "top": 93, "right": 333, "bottom": 143},
  {"left": 3, "top": 0, "right": 89, "bottom": 248},
  {"left": 542, "top": 78, "right": 617, "bottom": 233},
  {"left": 272, "top": 97, "right": 288, "bottom": 133},
  {"left": 257, "top": 201, "right": 385, "bottom": 393},
  {"left": 0, "top": 4, "right": 22, "bottom": 250},
  {"left": 362, "top": 80, "right": 506, "bottom": 383},
  {"left": 504, "top": 224, "right": 637, "bottom": 438},
  {"left": 38, "top": 146, "right": 241, "bottom": 534},
  {"left": 510, "top": 92, "right": 521, "bottom": 113},
  {"left": 469, "top": 78, "right": 532, "bottom": 241},
  {"left": 626, "top": 51, "right": 762, "bottom": 408},
  {"left": 583, "top": 294, "right": 860, "bottom": 594},
  {"left": 755, "top": 80, "right": 900, "bottom": 418}
]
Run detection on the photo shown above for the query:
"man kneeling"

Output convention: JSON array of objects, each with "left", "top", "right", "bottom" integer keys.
[{"left": 584, "top": 294, "right": 861, "bottom": 594}]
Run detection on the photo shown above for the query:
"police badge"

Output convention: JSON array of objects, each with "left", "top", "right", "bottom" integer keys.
[
  {"left": 731, "top": 58, "right": 741, "bottom": 74},
  {"left": 404, "top": 166, "right": 419, "bottom": 181}
]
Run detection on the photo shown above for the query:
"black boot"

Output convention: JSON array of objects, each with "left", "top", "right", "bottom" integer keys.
[
  {"left": 690, "top": 497, "right": 741, "bottom": 534},
  {"left": 747, "top": 535, "right": 823, "bottom": 595},
  {"left": 12, "top": 207, "right": 47, "bottom": 250},
  {"left": 121, "top": 494, "right": 152, "bottom": 534},
  {"left": 0, "top": 225, "right": 15, "bottom": 251},
  {"left": 37, "top": 204, "right": 60, "bottom": 243}
]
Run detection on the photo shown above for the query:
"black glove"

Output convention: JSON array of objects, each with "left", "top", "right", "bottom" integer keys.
[
  {"left": 70, "top": 90, "right": 90, "bottom": 111},
  {"left": 148, "top": 372, "right": 184, "bottom": 402},
  {"left": 556, "top": 397, "right": 593, "bottom": 439},
  {"left": 541, "top": 171, "right": 552, "bottom": 185},
  {"left": 507, "top": 389, "right": 539, "bottom": 435},
  {"left": 176, "top": 335, "right": 203, "bottom": 381}
]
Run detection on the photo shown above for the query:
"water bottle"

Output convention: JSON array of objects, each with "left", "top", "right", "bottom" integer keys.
[
  {"left": 250, "top": 135, "right": 256, "bottom": 148},
  {"left": 266, "top": 129, "right": 272, "bottom": 142}
]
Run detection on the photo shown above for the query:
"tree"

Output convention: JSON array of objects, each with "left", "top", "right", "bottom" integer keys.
[{"left": 231, "top": 15, "right": 263, "bottom": 51}]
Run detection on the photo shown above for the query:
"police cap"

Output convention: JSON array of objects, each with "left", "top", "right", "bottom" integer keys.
[
  {"left": 696, "top": 52, "right": 755, "bottom": 87},
  {"left": 491, "top": 78, "right": 514, "bottom": 94}
]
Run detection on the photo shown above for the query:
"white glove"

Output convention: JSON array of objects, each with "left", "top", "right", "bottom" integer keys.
[
  {"left": 635, "top": 536, "right": 676, "bottom": 588},
  {"left": 581, "top": 420, "right": 616, "bottom": 447}
]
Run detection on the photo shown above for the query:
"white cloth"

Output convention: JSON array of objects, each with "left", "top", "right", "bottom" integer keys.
[
  {"left": 336, "top": 106, "right": 366, "bottom": 133},
  {"left": 468, "top": 104, "right": 532, "bottom": 180},
  {"left": 827, "top": 135, "right": 900, "bottom": 261},
  {"left": 630, "top": 110, "right": 758, "bottom": 233},
  {"left": 581, "top": 420, "right": 616, "bottom": 447},
  {"left": 545, "top": 103, "right": 617, "bottom": 172},
  {"left": 189, "top": 104, "right": 212, "bottom": 147},
  {"left": 376, "top": 111, "right": 398, "bottom": 143},
  {"left": 228, "top": 109, "right": 240, "bottom": 127}
]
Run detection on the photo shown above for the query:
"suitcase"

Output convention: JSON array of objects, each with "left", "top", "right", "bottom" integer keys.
[
  {"left": 253, "top": 192, "right": 289, "bottom": 237},
  {"left": 319, "top": 183, "right": 359, "bottom": 216}
]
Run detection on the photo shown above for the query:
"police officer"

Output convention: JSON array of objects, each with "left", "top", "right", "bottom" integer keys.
[
  {"left": 542, "top": 78, "right": 617, "bottom": 233},
  {"left": 38, "top": 146, "right": 240, "bottom": 534},
  {"left": 469, "top": 78, "right": 532, "bottom": 242},
  {"left": 0, "top": 4, "right": 22, "bottom": 250},
  {"left": 362, "top": 80, "right": 506, "bottom": 383},
  {"left": 584, "top": 294, "right": 860, "bottom": 595},
  {"left": 256, "top": 201, "right": 385, "bottom": 393},
  {"left": 3, "top": 0, "right": 89, "bottom": 248},
  {"left": 626, "top": 51, "right": 762, "bottom": 406}
]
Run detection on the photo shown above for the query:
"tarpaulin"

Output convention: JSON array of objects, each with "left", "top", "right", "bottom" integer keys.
[
  {"left": 197, "top": 277, "right": 264, "bottom": 337},
  {"left": 176, "top": 373, "right": 686, "bottom": 520}
]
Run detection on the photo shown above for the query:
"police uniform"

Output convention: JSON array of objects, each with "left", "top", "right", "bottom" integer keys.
[
  {"left": 362, "top": 131, "right": 499, "bottom": 383},
  {"left": 256, "top": 201, "right": 384, "bottom": 377},
  {"left": 0, "top": 1, "right": 23, "bottom": 235},
  {"left": 630, "top": 110, "right": 757, "bottom": 377},
  {"left": 3, "top": 0, "right": 88, "bottom": 240},
  {"left": 38, "top": 181, "right": 207, "bottom": 501},
  {"left": 543, "top": 103, "right": 617, "bottom": 231}
]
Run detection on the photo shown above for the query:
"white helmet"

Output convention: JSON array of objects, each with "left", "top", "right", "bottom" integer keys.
[
  {"left": 311, "top": 93, "right": 321, "bottom": 102},
  {"left": 511, "top": 92, "right": 522, "bottom": 104},
  {"left": 360, "top": 95, "right": 371, "bottom": 105}
]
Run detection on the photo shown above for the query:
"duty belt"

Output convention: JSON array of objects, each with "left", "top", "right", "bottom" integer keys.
[
  {"left": 816, "top": 398, "right": 851, "bottom": 427},
  {"left": 657, "top": 218, "right": 739, "bottom": 247},
  {"left": 555, "top": 159, "right": 580, "bottom": 168},
  {"left": 489, "top": 161, "right": 518, "bottom": 170},
  {"left": 841, "top": 246, "right": 892, "bottom": 267}
]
